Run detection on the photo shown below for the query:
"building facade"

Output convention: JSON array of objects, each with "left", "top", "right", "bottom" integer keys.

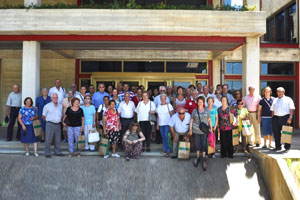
[{"left": 0, "top": 0, "right": 299, "bottom": 128}]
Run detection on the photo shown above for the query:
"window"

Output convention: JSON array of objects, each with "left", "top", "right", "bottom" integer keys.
[
  {"left": 263, "top": 2, "right": 297, "bottom": 44},
  {"left": 276, "top": 11, "right": 285, "bottom": 42},
  {"left": 288, "top": 4, "right": 297, "bottom": 43},
  {"left": 261, "top": 63, "right": 295, "bottom": 75},
  {"left": 123, "top": 61, "right": 164, "bottom": 72},
  {"left": 225, "top": 80, "right": 242, "bottom": 95},
  {"left": 226, "top": 62, "right": 242, "bottom": 74},
  {"left": 224, "top": 0, "right": 243, "bottom": 6},
  {"left": 81, "top": 61, "right": 121, "bottom": 72},
  {"left": 166, "top": 62, "right": 207, "bottom": 73}
]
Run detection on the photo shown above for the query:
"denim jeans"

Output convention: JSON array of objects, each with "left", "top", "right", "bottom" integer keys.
[{"left": 159, "top": 125, "right": 170, "bottom": 152}]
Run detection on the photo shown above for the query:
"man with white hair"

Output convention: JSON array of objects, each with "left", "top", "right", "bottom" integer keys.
[
  {"left": 154, "top": 86, "right": 170, "bottom": 107},
  {"left": 5, "top": 83, "right": 22, "bottom": 141},
  {"left": 271, "top": 87, "right": 295, "bottom": 151},
  {"left": 198, "top": 85, "right": 213, "bottom": 107},
  {"left": 42, "top": 93, "right": 64, "bottom": 158},
  {"left": 243, "top": 85, "right": 262, "bottom": 147}
]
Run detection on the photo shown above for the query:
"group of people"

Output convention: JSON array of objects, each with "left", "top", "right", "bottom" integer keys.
[{"left": 5, "top": 79, "right": 295, "bottom": 170}]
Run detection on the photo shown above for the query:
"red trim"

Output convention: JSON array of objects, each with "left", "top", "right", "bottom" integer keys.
[
  {"left": 75, "top": 59, "right": 80, "bottom": 87},
  {"left": 208, "top": 0, "right": 212, "bottom": 6},
  {"left": 0, "top": 35, "right": 245, "bottom": 43},
  {"left": 208, "top": 60, "right": 213, "bottom": 86},
  {"left": 260, "top": 76, "right": 296, "bottom": 81},
  {"left": 77, "top": 0, "right": 81, "bottom": 6},
  {"left": 78, "top": 74, "right": 92, "bottom": 78},
  {"left": 296, "top": 62, "right": 299, "bottom": 128},
  {"left": 224, "top": 75, "right": 242, "bottom": 80},
  {"left": 260, "top": 43, "right": 299, "bottom": 48},
  {"left": 195, "top": 75, "right": 209, "bottom": 79}
]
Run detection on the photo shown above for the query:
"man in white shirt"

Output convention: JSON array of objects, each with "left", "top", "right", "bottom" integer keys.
[
  {"left": 198, "top": 85, "right": 213, "bottom": 107},
  {"left": 69, "top": 82, "right": 80, "bottom": 97},
  {"left": 5, "top": 83, "right": 22, "bottom": 141},
  {"left": 75, "top": 86, "right": 87, "bottom": 105},
  {"left": 154, "top": 86, "right": 170, "bottom": 107},
  {"left": 42, "top": 93, "right": 64, "bottom": 158},
  {"left": 48, "top": 79, "right": 66, "bottom": 104},
  {"left": 271, "top": 87, "right": 295, "bottom": 151},
  {"left": 118, "top": 93, "right": 136, "bottom": 141},
  {"left": 169, "top": 107, "right": 191, "bottom": 159}
]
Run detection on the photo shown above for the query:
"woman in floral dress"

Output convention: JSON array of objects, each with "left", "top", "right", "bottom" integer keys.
[
  {"left": 103, "top": 100, "right": 121, "bottom": 159},
  {"left": 217, "top": 96, "right": 238, "bottom": 158},
  {"left": 18, "top": 97, "right": 39, "bottom": 157}
]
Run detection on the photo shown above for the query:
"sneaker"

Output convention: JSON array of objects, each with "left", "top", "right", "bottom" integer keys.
[
  {"left": 112, "top": 153, "right": 120, "bottom": 158},
  {"left": 262, "top": 145, "right": 267, "bottom": 149},
  {"left": 34, "top": 152, "right": 39, "bottom": 157},
  {"left": 104, "top": 154, "right": 110, "bottom": 159},
  {"left": 212, "top": 155, "right": 216, "bottom": 159},
  {"left": 126, "top": 156, "right": 130, "bottom": 161},
  {"left": 25, "top": 152, "right": 30, "bottom": 157}
]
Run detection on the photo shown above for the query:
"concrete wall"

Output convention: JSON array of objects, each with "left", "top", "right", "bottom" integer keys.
[
  {"left": 261, "top": 0, "right": 293, "bottom": 17},
  {"left": 0, "top": 0, "right": 76, "bottom": 6},
  {"left": 0, "top": 9, "right": 266, "bottom": 37},
  {"left": 0, "top": 50, "right": 75, "bottom": 122}
]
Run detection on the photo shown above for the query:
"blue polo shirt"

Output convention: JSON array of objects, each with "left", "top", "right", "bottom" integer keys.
[{"left": 92, "top": 91, "right": 109, "bottom": 109}]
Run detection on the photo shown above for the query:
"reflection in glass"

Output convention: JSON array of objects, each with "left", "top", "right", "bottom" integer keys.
[
  {"left": 226, "top": 62, "right": 242, "bottom": 74},
  {"left": 167, "top": 62, "right": 207, "bottom": 73},
  {"left": 261, "top": 63, "right": 295, "bottom": 75}
]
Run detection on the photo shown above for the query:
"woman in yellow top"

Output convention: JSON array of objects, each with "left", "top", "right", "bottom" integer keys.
[{"left": 236, "top": 99, "right": 251, "bottom": 154}]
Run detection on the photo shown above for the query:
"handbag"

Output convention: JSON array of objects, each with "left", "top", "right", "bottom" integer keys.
[
  {"left": 241, "top": 119, "right": 254, "bottom": 136},
  {"left": 99, "top": 135, "right": 110, "bottom": 156},
  {"left": 196, "top": 109, "right": 210, "bottom": 134},
  {"left": 88, "top": 129, "right": 100, "bottom": 143},
  {"left": 33, "top": 120, "right": 44, "bottom": 137},
  {"left": 98, "top": 104, "right": 104, "bottom": 121}
]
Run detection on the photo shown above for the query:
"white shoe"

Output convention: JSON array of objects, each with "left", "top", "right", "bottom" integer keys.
[
  {"left": 34, "top": 152, "right": 39, "bottom": 157},
  {"left": 212, "top": 155, "right": 216, "bottom": 159},
  {"left": 112, "top": 153, "right": 120, "bottom": 158},
  {"left": 104, "top": 154, "right": 110, "bottom": 159},
  {"left": 25, "top": 152, "right": 30, "bottom": 157}
]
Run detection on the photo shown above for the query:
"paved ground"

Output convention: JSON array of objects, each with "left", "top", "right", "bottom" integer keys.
[{"left": 0, "top": 155, "right": 269, "bottom": 200}]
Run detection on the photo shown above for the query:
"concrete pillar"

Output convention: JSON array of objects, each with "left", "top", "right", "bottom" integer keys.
[
  {"left": 242, "top": 37, "right": 260, "bottom": 96},
  {"left": 24, "top": 0, "right": 42, "bottom": 7},
  {"left": 212, "top": 59, "right": 221, "bottom": 88},
  {"left": 22, "top": 41, "right": 40, "bottom": 105}
]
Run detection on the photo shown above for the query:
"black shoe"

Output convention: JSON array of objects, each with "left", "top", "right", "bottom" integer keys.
[
  {"left": 142, "top": 149, "right": 145, "bottom": 152},
  {"left": 171, "top": 155, "right": 177, "bottom": 159},
  {"left": 284, "top": 148, "right": 290, "bottom": 152},
  {"left": 255, "top": 144, "right": 260, "bottom": 147},
  {"left": 16, "top": 138, "right": 20, "bottom": 141},
  {"left": 45, "top": 155, "right": 51, "bottom": 158},
  {"left": 228, "top": 156, "right": 233, "bottom": 159},
  {"left": 55, "top": 154, "right": 64, "bottom": 157},
  {"left": 6, "top": 138, "right": 12, "bottom": 142},
  {"left": 202, "top": 158, "right": 207, "bottom": 171},
  {"left": 273, "top": 147, "right": 281, "bottom": 151},
  {"left": 194, "top": 157, "right": 200, "bottom": 168},
  {"left": 146, "top": 149, "right": 151, "bottom": 152},
  {"left": 40, "top": 140, "right": 45, "bottom": 143}
]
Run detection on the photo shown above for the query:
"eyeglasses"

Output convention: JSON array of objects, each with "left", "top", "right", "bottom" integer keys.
[
  {"left": 99, "top": 87, "right": 105, "bottom": 89},
  {"left": 178, "top": 112, "right": 185, "bottom": 115},
  {"left": 160, "top": 90, "right": 166, "bottom": 92}
]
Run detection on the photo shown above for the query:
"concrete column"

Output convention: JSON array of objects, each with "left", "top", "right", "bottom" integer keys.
[
  {"left": 212, "top": 59, "right": 221, "bottom": 88},
  {"left": 24, "top": 0, "right": 42, "bottom": 7},
  {"left": 242, "top": 37, "right": 260, "bottom": 96},
  {"left": 22, "top": 41, "right": 40, "bottom": 105}
]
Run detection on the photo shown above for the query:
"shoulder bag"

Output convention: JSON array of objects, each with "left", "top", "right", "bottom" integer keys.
[{"left": 196, "top": 108, "right": 210, "bottom": 134}]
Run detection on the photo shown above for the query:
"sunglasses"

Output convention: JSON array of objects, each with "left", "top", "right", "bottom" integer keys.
[{"left": 178, "top": 112, "right": 185, "bottom": 115}]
